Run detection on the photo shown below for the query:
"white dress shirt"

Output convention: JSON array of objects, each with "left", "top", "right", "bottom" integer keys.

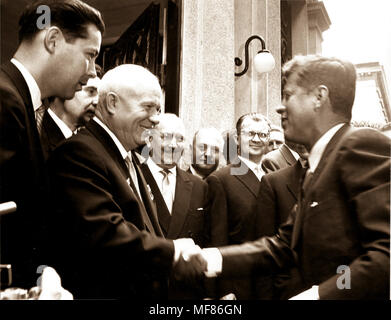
[
  {"left": 307, "top": 123, "right": 345, "bottom": 173},
  {"left": 147, "top": 157, "right": 177, "bottom": 213},
  {"left": 238, "top": 155, "right": 265, "bottom": 181}
]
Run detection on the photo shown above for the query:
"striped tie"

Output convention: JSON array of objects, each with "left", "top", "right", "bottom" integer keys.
[{"left": 35, "top": 104, "right": 47, "bottom": 135}]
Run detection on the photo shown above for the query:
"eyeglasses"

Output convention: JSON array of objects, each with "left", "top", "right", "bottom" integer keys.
[{"left": 240, "top": 130, "right": 269, "bottom": 139}]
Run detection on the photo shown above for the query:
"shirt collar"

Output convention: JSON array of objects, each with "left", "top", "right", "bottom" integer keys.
[
  {"left": 308, "top": 123, "right": 345, "bottom": 172},
  {"left": 147, "top": 157, "right": 177, "bottom": 177},
  {"left": 11, "top": 58, "right": 42, "bottom": 111},
  {"left": 47, "top": 108, "right": 73, "bottom": 139},
  {"left": 93, "top": 117, "right": 128, "bottom": 160},
  {"left": 238, "top": 155, "right": 263, "bottom": 172}
]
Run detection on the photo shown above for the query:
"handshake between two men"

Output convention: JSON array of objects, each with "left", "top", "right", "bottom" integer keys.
[{"left": 171, "top": 239, "right": 220, "bottom": 284}]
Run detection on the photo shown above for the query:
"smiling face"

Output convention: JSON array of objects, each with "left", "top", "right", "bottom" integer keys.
[
  {"left": 149, "top": 115, "right": 186, "bottom": 169},
  {"left": 64, "top": 76, "right": 100, "bottom": 128},
  {"left": 53, "top": 24, "right": 102, "bottom": 99},
  {"left": 238, "top": 117, "right": 270, "bottom": 163},
  {"left": 277, "top": 74, "right": 318, "bottom": 148},
  {"left": 111, "top": 80, "right": 162, "bottom": 152}
]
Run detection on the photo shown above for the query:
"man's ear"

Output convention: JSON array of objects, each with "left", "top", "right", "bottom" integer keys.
[
  {"left": 44, "top": 26, "right": 62, "bottom": 54},
  {"left": 106, "top": 92, "right": 118, "bottom": 115},
  {"left": 314, "top": 85, "right": 329, "bottom": 109}
]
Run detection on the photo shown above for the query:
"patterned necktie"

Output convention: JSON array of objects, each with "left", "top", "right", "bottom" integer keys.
[
  {"left": 125, "top": 154, "right": 141, "bottom": 198},
  {"left": 160, "top": 169, "right": 173, "bottom": 214},
  {"left": 301, "top": 165, "right": 313, "bottom": 199},
  {"left": 35, "top": 104, "right": 47, "bottom": 135}
]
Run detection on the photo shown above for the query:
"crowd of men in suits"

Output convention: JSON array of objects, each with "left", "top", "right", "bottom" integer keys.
[{"left": 0, "top": 0, "right": 389, "bottom": 300}]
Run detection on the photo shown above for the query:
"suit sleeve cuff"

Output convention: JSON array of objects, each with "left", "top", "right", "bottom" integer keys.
[{"left": 202, "top": 248, "right": 222, "bottom": 277}]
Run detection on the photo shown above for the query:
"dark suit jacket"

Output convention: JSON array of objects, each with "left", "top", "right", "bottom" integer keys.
[
  {"left": 0, "top": 61, "right": 49, "bottom": 288},
  {"left": 255, "top": 160, "right": 305, "bottom": 238},
  {"left": 141, "top": 162, "right": 208, "bottom": 299},
  {"left": 46, "top": 120, "right": 175, "bottom": 299},
  {"left": 254, "top": 160, "right": 306, "bottom": 299},
  {"left": 205, "top": 160, "right": 261, "bottom": 299},
  {"left": 40, "top": 109, "right": 66, "bottom": 161},
  {"left": 220, "top": 125, "right": 390, "bottom": 299},
  {"left": 141, "top": 163, "right": 208, "bottom": 246},
  {"left": 262, "top": 144, "right": 296, "bottom": 173}
]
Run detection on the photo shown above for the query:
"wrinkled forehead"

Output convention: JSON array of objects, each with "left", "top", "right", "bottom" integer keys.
[{"left": 240, "top": 118, "right": 270, "bottom": 132}]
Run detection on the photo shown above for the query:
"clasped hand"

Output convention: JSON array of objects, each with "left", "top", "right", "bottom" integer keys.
[{"left": 172, "top": 239, "right": 207, "bottom": 284}]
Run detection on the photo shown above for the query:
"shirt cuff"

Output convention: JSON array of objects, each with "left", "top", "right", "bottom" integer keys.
[{"left": 202, "top": 248, "right": 222, "bottom": 277}]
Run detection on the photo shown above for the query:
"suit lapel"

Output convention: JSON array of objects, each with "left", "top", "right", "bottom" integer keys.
[
  {"left": 41, "top": 110, "right": 66, "bottom": 159},
  {"left": 132, "top": 152, "right": 164, "bottom": 237},
  {"left": 140, "top": 162, "right": 170, "bottom": 236},
  {"left": 86, "top": 121, "right": 157, "bottom": 235},
  {"left": 234, "top": 161, "right": 259, "bottom": 198},
  {"left": 167, "top": 169, "right": 193, "bottom": 239},
  {"left": 291, "top": 124, "right": 351, "bottom": 249},
  {"left": 286, "top": 161, "right": 305, "bottom": 201},
  {"left": 280, "top": 144, "right": 296, "bottom": 166}
]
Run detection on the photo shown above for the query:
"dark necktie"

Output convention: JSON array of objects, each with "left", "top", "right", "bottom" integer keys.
[
  {"left": 301, "top": 161, "right": 313, "bottom": 199},
  {"left": 125, "top": 154, "right": 141, "bottom": 198}
]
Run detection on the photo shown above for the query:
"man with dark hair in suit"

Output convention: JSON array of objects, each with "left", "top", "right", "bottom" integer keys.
[
  {"left": 0, "top": 0, "right": 104, "bottom": 288},
  {"left": 46, "top": 64, "right": 205, "bottom": 299},
  {"left": 41, "top": 75, "right": 101, "bottom": 159},
  {"left": 198, "top": 55, "right": 390, "bottom": 300},
  {"left": 141, "top": 113, "right": 208, "bottom": 299},
  {"left": 205, "top": 112, "right": 272, "bottom": 299},
  {"left": 267, "top": 125, "right": 285, "bottom": 152}
]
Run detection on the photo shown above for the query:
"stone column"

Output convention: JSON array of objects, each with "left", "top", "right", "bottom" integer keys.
[
  {"left": 179, "top": 0, "right": 235, "bottom": 141},
  {"left": 234, "top": 0, "right": 281, "bottom": 126},
  {"left": 307, "top": 1, "right": 331, "bottom": 54}
]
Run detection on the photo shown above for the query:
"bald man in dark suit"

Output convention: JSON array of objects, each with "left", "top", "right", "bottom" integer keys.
[{"left": 46, "top": 65, "right": 203, "bottom": 299}]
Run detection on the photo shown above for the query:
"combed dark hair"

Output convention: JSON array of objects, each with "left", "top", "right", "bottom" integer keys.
[
  {"left": 18, "top": 0, "right": 105, "bottom": 44},
  {"left": 282, "top": 55, "right": 356, "bottom": 121},
  {"left": 235, "top": 112, "right": 272, "bottom": 136}
]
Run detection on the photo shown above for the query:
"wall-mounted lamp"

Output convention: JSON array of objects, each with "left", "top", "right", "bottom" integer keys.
[{"left": 235, "top": 35, "right": 275, "bottom": 77}]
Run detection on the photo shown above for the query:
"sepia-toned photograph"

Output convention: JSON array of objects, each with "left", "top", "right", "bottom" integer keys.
[{"left": 0, "top": 0, "right": 389, "bottom": 310}]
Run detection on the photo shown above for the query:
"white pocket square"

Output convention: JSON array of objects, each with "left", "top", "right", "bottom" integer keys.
[
  {"left": 310, "top": 202, "right": 319, "bottom": 208},
  {"left": 196, "top": 207, "right": 204, "bottom": 211}
]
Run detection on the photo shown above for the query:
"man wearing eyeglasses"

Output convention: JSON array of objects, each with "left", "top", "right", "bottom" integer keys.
[{"left": 205, "top": 113, "right": 271, "bottom": 299}]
